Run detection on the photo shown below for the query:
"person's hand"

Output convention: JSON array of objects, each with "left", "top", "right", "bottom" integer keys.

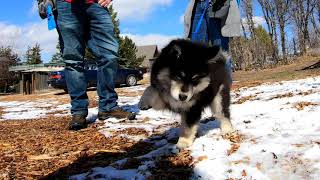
[{"left": 98, "top": 0, "right": 113, "bottom": 7}]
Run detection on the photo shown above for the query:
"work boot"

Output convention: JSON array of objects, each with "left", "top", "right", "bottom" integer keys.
[
  {"left": 68, "top": 115, "right": 87, "bottom": 131},
  {"left": 98, "top": 107, "right": 136, "bottom": 120}
]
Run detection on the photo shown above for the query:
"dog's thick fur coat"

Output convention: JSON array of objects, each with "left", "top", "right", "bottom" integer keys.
[{"left": 139, "top": 39, "right": 233, "bottom": 149}]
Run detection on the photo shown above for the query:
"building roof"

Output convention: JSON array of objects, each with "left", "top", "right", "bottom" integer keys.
[
  {"left": 22, "top": 67, "right": 64, "bottom": 72},
  {"left": 9, "top": 63, "right": 65, "bottom": 72},
  {"left": 136, "top": 45, "right": 159, "bottom": 67}
]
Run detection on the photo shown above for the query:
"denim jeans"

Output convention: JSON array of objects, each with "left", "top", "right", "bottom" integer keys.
[
  {"left": 56, "top": 0, "right": 119, "bottom": 116},
  {"left": 190, "top": 0, "right": 233, "bottom": 82}
]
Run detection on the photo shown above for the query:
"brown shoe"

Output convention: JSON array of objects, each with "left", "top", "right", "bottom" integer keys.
[
  {"left": 68, "top": 115, "right": 87, "bottom": 131},
  {"left": 98, "top": 107, "right": 136, "bottom": 120}
]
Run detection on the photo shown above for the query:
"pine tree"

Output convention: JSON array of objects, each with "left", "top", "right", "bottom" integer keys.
[
  {"left": 119, "top": 36, "right": 145, "bottom": 67},
  {"left": 25, "top": 43, "right": 42, "bottom": 65},
  {"left": 51, "top": 42, "right": 63, "bottom": 63},
  {"left": 109, "top": 5, "right": 121, "bottom": 40},
  {"left": 0, "top": 46, "right": 19, "bottom": 92}
]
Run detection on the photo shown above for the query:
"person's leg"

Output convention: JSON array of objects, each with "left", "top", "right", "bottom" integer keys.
[
  {"left": 85, "top": 4, "right": 119, "bottom": 113},
  {"left": 85, "top": 4, "right": 136, "bottom": 120},
  {"left": 208, "top": 18, "right": 233, "bottom": 83},
  {"left": 56, "top": 0, "right": 88, "bottom": 117},
  {"left": 190, "top": 0, "right": 209, "bottom": 42}
]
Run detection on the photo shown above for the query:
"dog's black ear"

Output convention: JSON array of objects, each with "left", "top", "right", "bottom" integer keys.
[{"left": 207, "top": 47, "right": 228, "bottom": 64}]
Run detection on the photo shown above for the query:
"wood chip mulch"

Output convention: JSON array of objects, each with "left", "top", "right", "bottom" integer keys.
[
  {"left": 0, "top": 116, "right": 155, "bottom": 179},
  {"left": 0, "top": 115, "right": 194, "bottom": 180},
  {"left": 151, "top": 150, "right": 194, "bottom": 180},
  {"left": 0, "top": 107, "right": 4, "bottom": 118}
]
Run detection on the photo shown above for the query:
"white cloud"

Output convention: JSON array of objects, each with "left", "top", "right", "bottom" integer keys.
[
  {"left": 242, "top": 16, "right": 266, "bottom": 27},
  {"left": 179, "top": 14, "right": 185, "bottom": 24},
  {"left": 121, "top": 33, "right": 179, "bottom": 49},
  {"left": 29, "top": 1, "right": 38, "bottom": 16},
  {"left": 241, "top": 16, "right": 266, "bottom": 32},
  {"left": 0, "top": 21, "right": 179, "bottom": 62},
  {"left": 112, "top": 0, "right": 173, "bottom": 21},
  {"left": 0, "top": 21, "right": 58, "bottom": 61}
]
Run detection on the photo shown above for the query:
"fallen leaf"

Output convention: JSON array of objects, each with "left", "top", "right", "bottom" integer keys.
[
  {"left": 227, "top": 144, "right": 240, "bottom": 156},
  {"left": 242, "top": 169, "right": 247, "bottom": 176},
  {"left": 28, "top": 154, "right": 53, "bottom": 160}
]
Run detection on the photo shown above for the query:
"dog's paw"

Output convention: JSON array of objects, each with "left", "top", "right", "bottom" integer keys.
[
  {"left": 176, "top": 137, "right": 193, "bottom": 150},
  {"left": 220, "top": 122, "right": 234, "bottom": 134},
  {"left": 138, "top": 101, "right": 152, "bottom": 110}
]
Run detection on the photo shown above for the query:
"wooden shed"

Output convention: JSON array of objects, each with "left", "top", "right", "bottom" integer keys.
[{"left": 9, "top": 64, "right": 64, "bottom": 95}]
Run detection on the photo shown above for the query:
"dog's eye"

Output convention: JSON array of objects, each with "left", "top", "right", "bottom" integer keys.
[
  {"left": 192, "top": 75, "right": 199, "bottom": 80},
  {"left": 192, "top": 73, "right": 207, "bottom": 80},
  {"left": 174, "top": 75, "right": 182, "bottom": 81},
  {"left": 174, "top": 72, "right": 185, "bottom": 81},
  {"left": 180, "top": 72, "right": 186, "bottom": 78},
  {"left": 192, "top": 74, "right": 207, "bottom": 84},
  {"left": 192, "top": 75, "right": 202, "bottom": 81}
]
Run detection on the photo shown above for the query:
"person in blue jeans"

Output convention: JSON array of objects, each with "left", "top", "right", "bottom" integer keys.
[
  {"left": 184, "top": 0, "right": 241, "bottom": 83},
  {"left": 56, "top": 0, "right": 135, "bottom": 131}
]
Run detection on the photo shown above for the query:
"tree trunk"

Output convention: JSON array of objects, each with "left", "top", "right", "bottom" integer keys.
[{"left": 257, "top": 0, "right": 279, "bottom": 64}]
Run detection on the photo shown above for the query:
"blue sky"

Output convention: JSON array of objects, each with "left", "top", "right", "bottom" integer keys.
[{"left": 0, "top": 0, "right": 266, "bottom": 63}]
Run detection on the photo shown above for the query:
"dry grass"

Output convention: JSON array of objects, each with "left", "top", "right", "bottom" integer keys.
[{"left": 232, "top": 56, "right": 320, "bottom": 89}]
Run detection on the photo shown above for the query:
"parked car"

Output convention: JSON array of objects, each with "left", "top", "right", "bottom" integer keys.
[{"left": 48, "top": 64, "right": 144, "bottom": 92}]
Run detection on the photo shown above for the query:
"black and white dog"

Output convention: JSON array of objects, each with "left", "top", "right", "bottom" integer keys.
[{"left": 139, "top": 39, "right": 233, "bottom": 149}]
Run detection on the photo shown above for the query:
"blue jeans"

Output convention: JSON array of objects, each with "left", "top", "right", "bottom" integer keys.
[
  {"left": 56, "top": 0, "right": 119, "bottom": 116},
  {"left": 190, "top": 0, "right": 233, "bottom": 82}
]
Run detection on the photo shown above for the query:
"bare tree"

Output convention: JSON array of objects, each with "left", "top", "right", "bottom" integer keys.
[
  {"left": 274, "top": 0, "right": 291, "bottom": 62},
  {"left": 242, "top": 0, "right": 256, "bottom": 39},
  {"left": 231, "top": 0, "right": 320, "bottom": 71},
  {"left": 290, "top": 0, "right": 318, "bottom": 54},
  {"left": 310, "top": 1, "right": 320, "bottom": 42},
  {"left": 257, "top": 0, "right": 279, "bottom": 63}
]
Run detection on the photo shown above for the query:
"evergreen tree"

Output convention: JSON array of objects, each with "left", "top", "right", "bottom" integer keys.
[
  {"left": 85, "top": 48, "right": 96, "bottom": 61},
  {"left": 255, "top": 25, "right": 273, "bottom": 56},
  {"left": 51, "top": 42, "right": 63, "bottom": 63},
  {"left": 109, "top": 5, "right": 121, "bottom": 40},
  {"left": 25, "top": 43, "right": 42, "bottom": 65},
  {"left": 119, "top": 36, "right": 145, "bottom": 67},
  {"left": 0, "top": 46, "right": 19, "bottom": 64},
  {"left": 0, "top": 46, "right": 19, "bottom": 92}
]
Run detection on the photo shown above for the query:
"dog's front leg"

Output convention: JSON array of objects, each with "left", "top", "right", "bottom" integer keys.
[
  {"left": 139, "top": 86, "right": 165, "bottom": 110},
  {"left": 212, "top": 85, "right": 234, "bottom": 134},
  {"left": 176, "top": 110, "right": 201, "bottom": 150}
]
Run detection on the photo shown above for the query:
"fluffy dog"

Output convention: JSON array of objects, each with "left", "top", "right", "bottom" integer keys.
[{"left": 139, "top": 39, "right": 233, "bottom": 149}]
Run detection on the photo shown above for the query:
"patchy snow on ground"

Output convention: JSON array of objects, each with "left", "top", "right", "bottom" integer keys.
[
  {"left": 1, "top": 77, "right": 320, "bottom": 179},
  {"left": 69, "top": 76, "right": 320, "bottom": 179},
  {"left": 0, "top": 99, "right": 70, "bottom": 120}
]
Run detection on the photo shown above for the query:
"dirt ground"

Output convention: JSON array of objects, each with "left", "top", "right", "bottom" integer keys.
[{"left": 0, "top": 56, "right": 319, "bottom": 179}]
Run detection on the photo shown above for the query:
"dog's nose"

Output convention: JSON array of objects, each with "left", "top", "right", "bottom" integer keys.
[{"left": 179, "top": 94, "right": 188, "bottom": 101}]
